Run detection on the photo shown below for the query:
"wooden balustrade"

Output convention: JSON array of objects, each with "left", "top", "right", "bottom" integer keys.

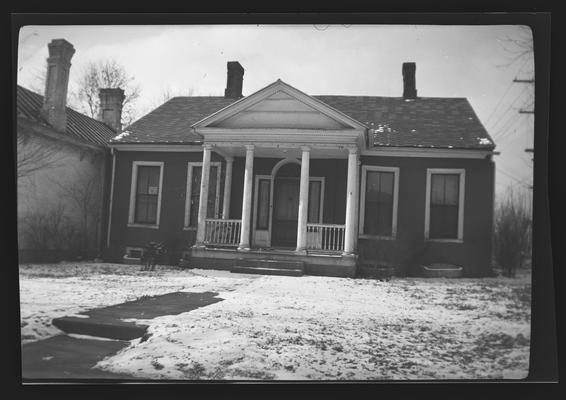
[
  {"left": 306, "top": 223, "right": 345, "bottom": 252},
  {"left": 204, "top": 219, "right": 242, "bottom": 246}
]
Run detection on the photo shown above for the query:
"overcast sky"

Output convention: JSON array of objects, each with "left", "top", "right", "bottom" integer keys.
[{"left": 16, "top": 24, "right": 534, "bottom": 202}]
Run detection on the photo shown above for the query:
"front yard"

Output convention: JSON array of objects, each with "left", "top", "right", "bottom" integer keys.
[{"left": 19, "top": 262, "right": 531, "bottom": 380}]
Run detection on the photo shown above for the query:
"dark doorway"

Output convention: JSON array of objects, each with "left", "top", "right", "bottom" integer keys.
[{"left": 271, "top": 163, "right": 300, "bottom": 248}]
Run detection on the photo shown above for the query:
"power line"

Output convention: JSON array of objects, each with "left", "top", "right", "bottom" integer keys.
[
  {"left": 484, "top": 57, "right": 531, "bottom": 125},
  {"left": 487, "top": 85, "right": 530, "bottom": 132},
  {"left": 494, "top": 114, "right": 528, "bottom": 143},
  {"left": 498, "top": 168, "right": 531, "bottom": 187}
]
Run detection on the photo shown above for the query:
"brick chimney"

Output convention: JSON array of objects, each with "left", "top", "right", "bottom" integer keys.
[
  {"left": 98, "top": 88, "right": 125, "bottom": 131},
  {"left": 40, "top": 39, "right": 75, "bottom": 132},
  {"left": 224, "top": 61, "right": 244, "bottom": 99},
  {"left": 402, "top": 62, "right": 417, "bottom": 99}
]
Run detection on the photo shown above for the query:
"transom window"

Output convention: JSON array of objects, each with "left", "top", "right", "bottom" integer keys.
[
  {"left": 425, "top": 169, "right": 465, "bottom": 241},
  {"left": 359, "top": 166, "right": 399, "bottom": 238}
]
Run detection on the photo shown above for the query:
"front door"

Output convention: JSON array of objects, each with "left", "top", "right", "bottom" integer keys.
[{"left": 271, "top": 177, "right": 300, "bottom": 248}]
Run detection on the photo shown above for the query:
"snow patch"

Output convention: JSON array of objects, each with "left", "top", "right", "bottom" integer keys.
[{"left": 113, "top": 131, "right": 131, "bottom": 141}]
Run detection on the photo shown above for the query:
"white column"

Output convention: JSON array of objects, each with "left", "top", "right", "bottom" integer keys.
[
  {"left": 195, "top": 144, "right": 212, "bottom": 247},
  {"left": 238, "top": 145, "right": 254, "bottom": 250},
  {"left": 343, "top": 147, "right": 359, "bottom": 255},
  {"left": 296, "top": 146, "right": 310, "bottom": 253},
  {"left": 222, "top": 156, "right": 234, "bottom": 219},
  {"left": 353, "top": 158, "right": 361, "bottom": 250}
]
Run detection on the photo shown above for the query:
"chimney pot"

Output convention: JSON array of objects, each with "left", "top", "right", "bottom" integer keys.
[
  {"left": 40, "top": 39, "right": 75, "bottom": 132},
  {"left": 402, "top": 62, "right": 417, "bottom": 99},
  {"left": 98, "top": 88, "right": 125, "bottom": 132},
  {"left": 224, "top": 61, "right": 244, "bottom": 99}
]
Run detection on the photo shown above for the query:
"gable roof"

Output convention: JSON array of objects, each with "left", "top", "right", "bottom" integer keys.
[
  {"left": 17, "top": 85, "right": 117, "bottom": 146},
  {"left": 111, "top": 87, "right": 495, "bottom": 150}
]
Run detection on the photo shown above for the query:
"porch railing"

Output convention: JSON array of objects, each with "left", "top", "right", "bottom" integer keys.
[
  {"left": 306, "top": 223, "right": 345, "bottom": 252},
  {"left": 204, "top": 219, "right": 241, "bottom": 246}
]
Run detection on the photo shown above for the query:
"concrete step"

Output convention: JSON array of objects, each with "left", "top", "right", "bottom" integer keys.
[
  {"left": 231, "top": 266, "right": 304, "bottom": 277},
  {"left": 236, "top": 258, "right": 305, "bottom": 271},
  {"left": 52, "top": 317, "right": 148, "bottom": 341}
]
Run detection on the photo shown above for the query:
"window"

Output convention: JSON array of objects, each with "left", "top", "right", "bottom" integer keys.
[
  {"left": 184, "top": 162, "right": 221, "bottom": 228},
  {"left": 308, "top": 180, "right": 323, "bottom": 223},
  {"left": 256, "top": 178, "right": 270, "bottom": 229},
  {"left": 359, "top": 166, "right": 399, "bottom": 238},
  {"left": 425, "top": 169, "right": 465, "bottom": 241},
  {"left": 128, "top": 161, "right": 164, "bottom": 228}
]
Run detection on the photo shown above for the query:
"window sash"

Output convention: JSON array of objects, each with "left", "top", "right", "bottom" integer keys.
[
  {"left": 429, "top": 173, "right": 460, "bottom": 239},
  {"left": 134, "top": 166, "right": 160, "bottom": 224},
  {"left": 363, "top": 170, "right": 395, "bottom": 236},
  {"left": 256, "top": 179, "right": 270, "bottom": 229},
  {"left": 307, "top": 180, "right": 322, "bottom": 223}
]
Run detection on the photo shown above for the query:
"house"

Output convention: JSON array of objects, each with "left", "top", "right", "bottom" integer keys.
[
  {"left": 17, "top": 39, "right": 124, "bottom": 262},
  {"left": 105, "top": 60, "right": 496, "bottom": 278}
]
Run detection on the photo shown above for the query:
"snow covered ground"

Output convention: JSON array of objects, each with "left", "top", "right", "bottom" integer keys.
[{"left": 19, "top": 262, "right": 531, "bottom": 380}]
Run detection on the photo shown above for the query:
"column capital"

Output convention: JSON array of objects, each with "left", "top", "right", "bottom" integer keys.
[
  {"left": 347, "top": 146, "right": 359, "bottom": 155},
  {"left": 225, "top": 156, "right": 234, "bottom": 163},
  {"left": 244, "top": 144, "right": 255, "bottom": 152},
  {"left": 203, "top": 143, "right": 213, "bottom": 150},
  {"left": 300, "top": 145, "right": 311, "bottom": 152}
]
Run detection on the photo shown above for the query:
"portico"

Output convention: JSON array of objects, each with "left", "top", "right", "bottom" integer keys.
[{"left": 188, "top": 80, "right": 366, "bottom": 275}]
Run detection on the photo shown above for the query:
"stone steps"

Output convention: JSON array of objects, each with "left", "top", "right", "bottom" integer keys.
[
  {"left": 236, "top": 258, "right": 305, "bottom": 271},
  {"left": 231, "top": 266, "right": 304, "bottom": 277}
]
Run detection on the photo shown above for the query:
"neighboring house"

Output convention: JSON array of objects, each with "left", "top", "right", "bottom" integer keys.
[
  {"left": 17, "top": 39, "right": 124, "bottom": 262},
  {"left": 106, "top": 61, "right": 496, "bottom": 277}
]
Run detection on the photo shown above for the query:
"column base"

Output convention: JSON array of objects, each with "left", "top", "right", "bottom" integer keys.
[
  {"left": 237, "top": 246, "right": 251, "bottom": 251},
  {"left": 341, "top": 251, "right": 358, "bottom": 259},
  {"left": 193, "top": 243, "right": 206, "bottom": 249},
  {"left": 294, "top": 249, "right": 307, "bottom": 255}
]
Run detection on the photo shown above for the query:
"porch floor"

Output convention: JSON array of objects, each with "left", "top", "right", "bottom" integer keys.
[{"left": 185, "top": 246, "right": 357, "bottom": 278}]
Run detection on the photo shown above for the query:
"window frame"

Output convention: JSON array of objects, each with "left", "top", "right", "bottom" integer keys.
[
  {"left": 128, "top": 161, "right": 164, "bottom": 229},
  {"left": 184, "top": 161, "right": 222, "bottom": 230},
  {"left": 424, "top": 168, "right": 465, "bottom": 243},
  {"left": 358, "top": 165, "right": 400, "bottom": 240}
]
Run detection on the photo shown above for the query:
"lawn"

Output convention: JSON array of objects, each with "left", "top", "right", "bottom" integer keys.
[{"left": 19, "top": 262, "right": 531, "bottom": 380}]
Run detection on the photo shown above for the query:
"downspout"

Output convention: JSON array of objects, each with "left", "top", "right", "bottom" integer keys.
[{"left": 106, "top": 147, "right": 117, "bottom": 249}]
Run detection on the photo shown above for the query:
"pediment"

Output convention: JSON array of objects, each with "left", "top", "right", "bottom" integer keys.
[{"left": 193, "top": 80, "right": 366, "bottom": 131}]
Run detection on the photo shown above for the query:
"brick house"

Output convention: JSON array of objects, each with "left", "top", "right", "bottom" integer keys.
[
  {"left": 17, "top": 39, "right": 122, "bottom": 261},
  {"left": 105, "top": 60, "right": 496, "bottom": 277}
]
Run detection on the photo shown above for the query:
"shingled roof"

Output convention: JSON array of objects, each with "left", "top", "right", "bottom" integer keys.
[
  {"left": 317, "top": 96, "right": 494, "bottom": 150},
  {"left": 17, "top": 85, "right": 117, "bottom": 146},
  {"left": 113, "top": 96, "right": 235, "bottom": 144},
  {"left": 111, "top": 93, "right": 494, "bottom": 150}
]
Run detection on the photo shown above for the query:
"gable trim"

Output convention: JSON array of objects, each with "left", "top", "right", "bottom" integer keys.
[{"left": 192, "top": 80, "right": 367, "bottom": 130}]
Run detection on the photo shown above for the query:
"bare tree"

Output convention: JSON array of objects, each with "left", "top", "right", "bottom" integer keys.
[
  {"left": 71, "top": 59, "right": 141, "bottom": 128},
  {"left": 499, "top": 26, "right": 534, "bottom": 69},
  {"left": 493, "top": 187, "right": 532, "bottom": 277},
  {"left": 143, "top": 85, "right": 196, "bottom": 114},
  {"left": 52, "top": 170, "right": 103, "bottom": 253},
  {"left": 17, "top": 133, "right": 64, "bottom": 179}
]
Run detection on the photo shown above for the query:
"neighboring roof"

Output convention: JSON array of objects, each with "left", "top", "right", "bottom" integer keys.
[
  {"left": 112, "top": 97, "right": 236, "bottom": 144},
  {"left": 17, "top": 85, "right": 117, "bottom": 146},
  {"left": 316, "top": 96, "right": 494, "bottom": 150},
  {"left": 111, "top": 88, "right": 495, "bottom": 150}
]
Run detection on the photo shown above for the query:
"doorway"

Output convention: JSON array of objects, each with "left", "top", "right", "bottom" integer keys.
[{"left": 271, "top": 177, "right": 300, "bottom": 248}]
